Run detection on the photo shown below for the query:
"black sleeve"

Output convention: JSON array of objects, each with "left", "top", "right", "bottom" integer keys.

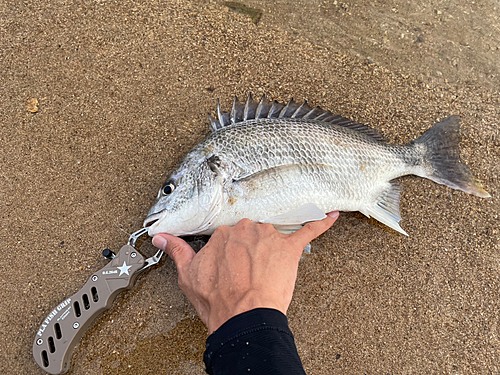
[{"left": 203, "top": 308, "right": 306, "bottom": 375}]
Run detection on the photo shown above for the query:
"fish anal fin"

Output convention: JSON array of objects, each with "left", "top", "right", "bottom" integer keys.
[{"left": 360, "top": 181, "right": 408, "bottom": 236}]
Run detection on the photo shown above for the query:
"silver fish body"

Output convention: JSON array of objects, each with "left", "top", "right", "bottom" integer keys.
[{"left": 144, "top": 95, "right": 489, "bottom": 237}]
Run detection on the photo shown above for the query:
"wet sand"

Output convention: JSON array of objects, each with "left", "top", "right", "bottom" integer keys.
[{"left": 1, "top": 0, "right": 499, "bottom": 374}]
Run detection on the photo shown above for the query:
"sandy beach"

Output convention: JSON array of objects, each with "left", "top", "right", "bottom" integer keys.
[{"left": 1, "top": 0, "right": 499, "bottom": 373}]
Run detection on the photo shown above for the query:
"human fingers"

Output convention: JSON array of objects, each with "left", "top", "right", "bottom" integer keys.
[
  {"left": 290, "top": 211, "right": 340, "bottom": 247},
  {"left": 152, "top": 234, "right": 196, "bottom": 271}
]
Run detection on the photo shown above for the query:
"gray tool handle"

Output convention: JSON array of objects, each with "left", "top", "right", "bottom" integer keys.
[{"left": 33, "top": 244, "right": 145, "bottom": 374}]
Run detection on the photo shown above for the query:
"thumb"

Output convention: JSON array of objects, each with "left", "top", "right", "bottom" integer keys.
[
  {"left": 290, "top": 211, "right": 340, "bottom": 247},
  {"left": 152, "top": 234, "right": 196, "bottom": 271}
]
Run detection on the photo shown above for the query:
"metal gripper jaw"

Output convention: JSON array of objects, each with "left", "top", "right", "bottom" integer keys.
[{"left": 32, "top": 228, "right": 163, "bottom": 374}]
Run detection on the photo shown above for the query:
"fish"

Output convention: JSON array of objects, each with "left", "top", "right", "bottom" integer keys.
[{"left": 144, "top": 94, "right": 490, "bottom": 237}]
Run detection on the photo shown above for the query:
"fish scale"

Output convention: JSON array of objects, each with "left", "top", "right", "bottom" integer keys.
[
  {"left": 144, "top": 94, "right": 490, "bottom": 237},
  {"left": 198, "top": 119, "right": 408, "bottom": 214},
  {"left": 202, "top": 119, "right": 393, "bottom": 178}
]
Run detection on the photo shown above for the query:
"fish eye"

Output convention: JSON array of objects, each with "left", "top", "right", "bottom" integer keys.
[{"left": 161, "top": 181, "right": 175, "bottom": 196}]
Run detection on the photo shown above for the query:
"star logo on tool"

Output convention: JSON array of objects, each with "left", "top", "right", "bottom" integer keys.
[{"left": 117, "top": 261, "right": 132, "bottom": 276}]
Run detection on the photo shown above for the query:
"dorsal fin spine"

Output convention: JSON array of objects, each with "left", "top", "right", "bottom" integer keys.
[
  {"left": 279, "top": 98, "right": 294, "bottom": 118},
  {"left": 291, "top": 101, "right": 306, "bottom": 118},
  {"left": 304, "top": 106, "right": 322, "bottom": 119},
  {"left": 268, "top": 101, "right": 283, "bottom": 118},
  {"left": 255, "top": 95, "right": 270, "bottom": 119},
  {"left": 230, "top": 96, "right": 237, "bottom": 124},
  {"left": 242, "top": 93, "right": 250, "bottom": 120},
  {"left": 231, "top": 96, "right": 244, "bottom": 124},
  {"left": 313, "top": 111, "right": 333, "bottom": 121},
  {"left": 291, "top": 101, "right": 311, "bottom": 118},
  {"left": 217, "top": 99, "right": 224, "bottom": 127},
  {"left": 207, "top": 113, "right": 220, "bottom": 132},
  {"left": 207, "top": 94, "right": 386, "bottom": 141}
]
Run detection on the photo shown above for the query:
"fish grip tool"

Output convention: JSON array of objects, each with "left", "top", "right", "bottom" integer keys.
[{"left": 32, "top": 228, "right": 163, "bottom": 374}]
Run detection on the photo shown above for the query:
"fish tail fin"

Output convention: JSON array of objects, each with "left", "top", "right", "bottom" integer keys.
[{"left": 410, "top": 115, "right": 490, "bottom": 198}]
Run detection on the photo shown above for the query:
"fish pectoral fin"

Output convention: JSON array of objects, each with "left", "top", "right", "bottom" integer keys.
[
  {"left": 360, "top": 181, "right": 408, "bottom": 236},
  {"left": 260, "top": 203, "right": 327, "bottom": 226},
  {"left": 261, "top": 203, "right": 326, "bottom": 235},
  {"left": 271, "top": 224, "right": 304, "bottom": 235}
]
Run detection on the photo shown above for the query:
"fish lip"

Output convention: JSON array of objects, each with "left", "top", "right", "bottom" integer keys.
[{"left": 143, "top": 211, "right": 164, "bottom": 235}]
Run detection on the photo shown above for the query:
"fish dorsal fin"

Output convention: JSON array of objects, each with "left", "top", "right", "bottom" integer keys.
[
  {"left": 207, "top": 94, "right": 386, "bottom": 141},
  {"left": 260, "top": 203, "right": 326, "bottom": 226},
  {"left": 325, "top": 115, "right": 386, "bottom": 141},
  {"left": 207, "top": 113, "right": 221, "bottom": 132},
  {"left": 243, "top": 93, "right": 258, "bottom": 121},
  {"left": 291, "top": 100, "right": 312, "bottom": 118},
  {"left": 268, "top": 100, "right": 284, "bottom": 118},
  {"left": 256, "top": 95, "right": 272, "bottom": 119},
  {"left": 231, "top": 95, "right": 244, "bottom": 124},
  {"left": 359, "top": 181, "right": 408, "bottom": 236}
]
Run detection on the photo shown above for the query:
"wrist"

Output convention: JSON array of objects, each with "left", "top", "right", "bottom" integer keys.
[{"left": 207, "top": 293, "right": 286, "bottom": 334}]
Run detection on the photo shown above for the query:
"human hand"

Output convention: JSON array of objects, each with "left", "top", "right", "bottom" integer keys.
[{"left": 152, "top": 212, "right": 339, "bottom": 334}]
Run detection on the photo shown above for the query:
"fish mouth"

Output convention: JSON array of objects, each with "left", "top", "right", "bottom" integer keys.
[{"left": 143, "top": 212, "right": 163, "bottom": 235}]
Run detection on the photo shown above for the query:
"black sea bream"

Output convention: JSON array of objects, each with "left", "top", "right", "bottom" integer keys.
[{"left": 144, "top": 94, "right": 490, "bottom": 237}]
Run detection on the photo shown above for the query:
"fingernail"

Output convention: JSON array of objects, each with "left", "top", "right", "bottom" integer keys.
[
  {"left": 327, "top": 211, "right": 339, "bottom": 219},
  {"left": 152, "top": 235, "right": 167, "bottom": 250}
]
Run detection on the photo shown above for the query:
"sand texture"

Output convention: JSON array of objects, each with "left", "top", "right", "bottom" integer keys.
[{"left": 1, "top": 0, "right": 499, "bottom": 374}]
